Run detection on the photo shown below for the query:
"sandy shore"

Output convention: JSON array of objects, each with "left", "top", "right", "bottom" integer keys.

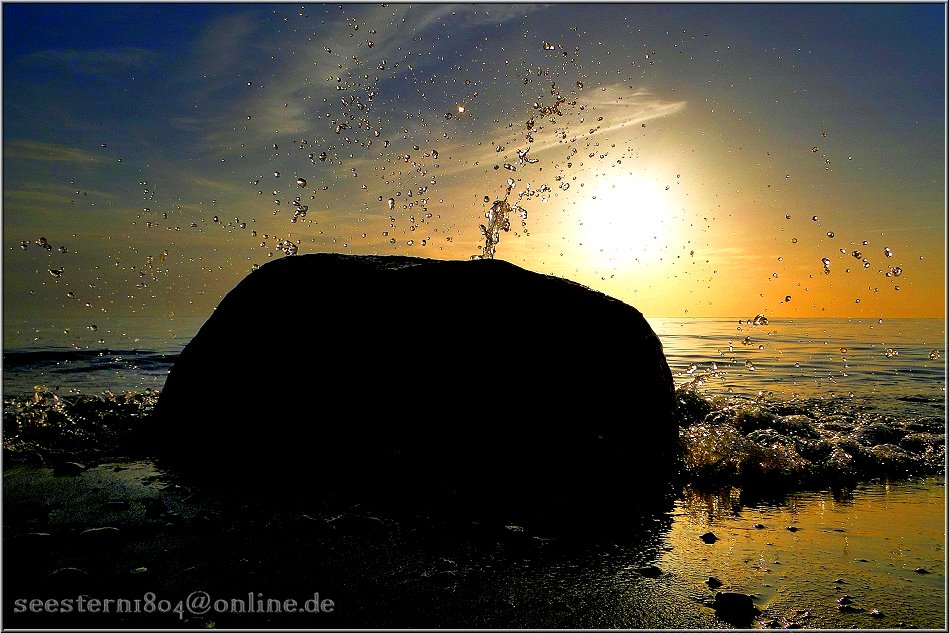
[{"left": 2, "top": 459, "right": 944, "bottom": 629}]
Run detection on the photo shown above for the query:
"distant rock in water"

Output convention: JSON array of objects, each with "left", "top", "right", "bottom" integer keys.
[{"left": 151, "top": 254, "right": 677, "bottom": 512}]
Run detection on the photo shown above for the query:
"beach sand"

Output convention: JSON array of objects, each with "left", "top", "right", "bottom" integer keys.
[{"left": 2, "top": 459, "right": 944, "bottom": 629}]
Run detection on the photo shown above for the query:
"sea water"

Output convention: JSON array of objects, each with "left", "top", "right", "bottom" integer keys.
[
  {"left": 653, "top": 317, "right": 945, "bottom": 412},
  {"left": 4, "top": 316, "right": 944, "bottom": 400},
  {"left": 2, "top": 313, "right": 945, "bottom": 628}
]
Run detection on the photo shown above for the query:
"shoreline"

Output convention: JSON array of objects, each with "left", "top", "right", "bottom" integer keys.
[{"left": 3, "top": 459, "right": 943, "bottom": 629}]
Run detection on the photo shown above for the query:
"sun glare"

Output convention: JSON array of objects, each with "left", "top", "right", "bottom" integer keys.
[{"left": 578, "top": 177, "right": 673, "bottom": 263}]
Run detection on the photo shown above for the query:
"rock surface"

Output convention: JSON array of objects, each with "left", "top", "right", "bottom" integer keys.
[{"left": 151, "top": 254, "right": 677, "bottom": 511}]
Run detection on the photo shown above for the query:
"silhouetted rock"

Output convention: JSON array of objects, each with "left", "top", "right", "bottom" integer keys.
[
  {"left": 700, "top": 531, "right": 718, "bottom": 543},
  {"left": 151, "top": 254, "right": 678, "bottom": 513},
  {"left": 714, "top": 592, "right": 759, "bottom": 625}
]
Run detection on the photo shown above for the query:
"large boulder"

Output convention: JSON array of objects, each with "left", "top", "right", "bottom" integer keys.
[{"left": 151, "top": 254, "right": 677, "bottom": 511}]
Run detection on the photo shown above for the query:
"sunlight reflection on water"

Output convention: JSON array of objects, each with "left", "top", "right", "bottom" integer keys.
[{"left": 662, "top": 478, "right": 945, "bottom": 629}]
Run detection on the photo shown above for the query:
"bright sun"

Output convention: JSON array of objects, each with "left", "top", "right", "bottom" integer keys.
[{"left": 579, "top": 177, "right": 673, "bottom": 263}]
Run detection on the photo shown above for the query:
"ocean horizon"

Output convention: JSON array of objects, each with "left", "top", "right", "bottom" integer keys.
[{"left": 3, "top": 314, "right": 944, "bottom": 403}]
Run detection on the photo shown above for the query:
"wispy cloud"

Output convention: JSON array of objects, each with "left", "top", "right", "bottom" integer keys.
[
  {"left": 2, "top": 190, "right": 76, "bottom": 206},
  {"left": 416, "top": 83, "right": 687, "bottom": 176},
  {"left": 191, "top": 176, "right": 250, "bottom": 195},
  {"left": 194, "top": 3, "right": 546, "bottom": 149},
  {"left": 4, "top": 139, "right": 108, "bottom": 163},
  {"left": 20, "top": 47, "right": 161, "bottom": 78}
]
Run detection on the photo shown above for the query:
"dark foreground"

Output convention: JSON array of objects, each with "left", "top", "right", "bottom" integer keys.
[
  {"left": 3, "top": 459, "right": 701, "bottom": 629},
  {"left": 4, "top": 459, "right": 945, "bottom": 629}
]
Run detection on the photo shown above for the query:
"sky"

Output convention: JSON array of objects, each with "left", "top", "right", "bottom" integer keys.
[{"left": 2, "top": 2, "right": 946, "bottom": 349}]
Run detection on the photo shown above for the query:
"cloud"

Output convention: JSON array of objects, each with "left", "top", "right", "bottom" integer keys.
[
  {"left": 20, "top": 47, "right": 161, "bottom": 78},
  {"left": 2, "top": 190, "right": 76, "bottom": 206},
  {"left": 4, "top": 139, "right": 108, "bottom": 163},
  {"left": 191, "top": 177, "right": 249, "bottom": 195},
  {"left": 193, "top": 3, "right": 547, "bottom": 149},
  {"left": 421, "top": 83, "right": 687, "bottom": 176}
]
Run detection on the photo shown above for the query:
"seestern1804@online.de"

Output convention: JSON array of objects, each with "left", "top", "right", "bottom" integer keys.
[{"left": 13, "top": 591, "right": 335, "bottom": 620}]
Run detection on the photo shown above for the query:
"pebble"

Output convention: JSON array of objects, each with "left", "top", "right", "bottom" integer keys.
[
  {"left": 752, "top": 523, "right": 765, "bottom": 529},
  {"left": 635, "top": 565, "right": 662, "bottom": 578},
  {"left": 700, "top": 531, "right": 719, "bottom": 543},
  {"left": 53, "top": 461, "right": 86, "bottom": 476},
  {"left": 706, "top": 576, "right": 723, "bottom": 589},
  {"left": 714, "top": 592, "right": 759, "bottom": 623},
  {"left": 79, "top": 526, "right": 121, "bottom": 540},
  {"left": 47, "top": 566, "right": 89, "bottom": 580},
  {"left": 870, "top": 609, "right": 884, "bottom": 618},
  {"left": 914, "top": 567, "right": 930, "bottom": 574},
  {"left": 785, "top": 525, "right": 800, "bottom": 532}
]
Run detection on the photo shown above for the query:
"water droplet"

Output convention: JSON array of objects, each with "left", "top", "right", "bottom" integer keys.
[
  {"left": 884, "top": 247, "right": 893, "bottom": 257},
  {"left": 88, "top": 324, "right": 98, "bottom": 332},
  {"left": 48, "top": 267, "right": 64, "bottom": 277},
  {"left": 884, "top": 348, "right": 899, "bottom": 358},
  {"left": 785, "top": 295, "right": 792, "bottom": 302},
  {"left": 744, "top": 360, "right": 756, "bottom": 371},
  {"left": 274, "top": 171, "right": 280, "bottom": 177},
  {"left": 812, "top": 215, "right": 819, "bottom": 221},
  {"left": 826, "top": 231, "right": 834, "bottom": 238},
  {"left": 296, "top": 177, "right": 307, "bottom": 188},
  {"left": 576, "top": 80, "right": 584, "bottom": 90},
  {"left": 387, "top": 198, "right": 395, "bottom": 210},
  {"left": 929, "top": 350, "right": 941, "bottom": 360}
]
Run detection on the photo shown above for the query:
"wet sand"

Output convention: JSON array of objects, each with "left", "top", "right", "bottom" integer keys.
[{"left": 2, "top": 460, "right": 944, "bottom": 629}]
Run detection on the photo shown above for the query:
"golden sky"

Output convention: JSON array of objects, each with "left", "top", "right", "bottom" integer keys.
[{"left": 2, "top": 2, "right": 945, "bottom": 351}]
